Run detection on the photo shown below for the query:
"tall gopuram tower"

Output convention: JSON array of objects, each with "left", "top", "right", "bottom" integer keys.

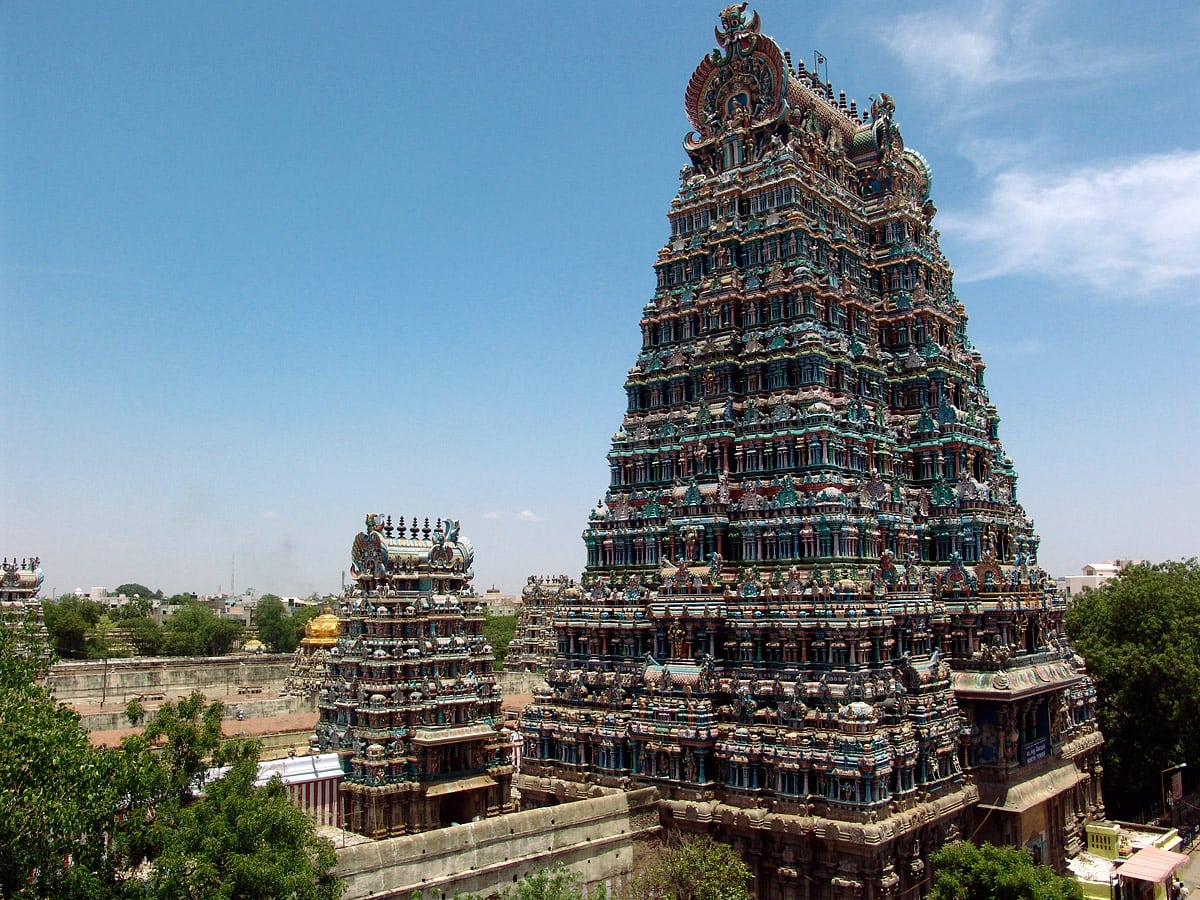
[
  {"left": 519, "top": 8, "right": 1102, "bottom": 896},
  {"left": 313, "top": 514, "right": 514, "bottom": 838}
]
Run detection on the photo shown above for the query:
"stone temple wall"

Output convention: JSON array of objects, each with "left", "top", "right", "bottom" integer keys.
[
  {"left": 46, "top": 655, "right": 294, "bottom": 703},
  {"left": 335, "top": 787, "right": 661, "bottom": 900}
]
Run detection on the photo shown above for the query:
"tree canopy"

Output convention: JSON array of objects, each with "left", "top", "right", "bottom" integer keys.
[
  {"left": 0, "top": 621, "right": 128, "bottom": 897},
  {"left": 255, "top": 595, "right": 298, "bottom": 653},
  {"left": 113, "top": 583, "right": 162, "bottom": 600},
  {"left": 484, "top": 613, "right": 517, "bottom": 667},
  {"left": 631, "top": 836, "right": 752, "bottom": 900},
  {"left": 928, "top": 841, "right": 1082, "bottom": 900},
  {"left": 1065, "top": 559, "right": 1200, "bottom": 818},
  {"left": 0, "top": 621, "right": 342, "bottom": 898},
  {"left": 161, "top": 602, "right": 244, "bottom": 656},
  {"left": 43, "top": 595, "right": 106, "bottom": 659}
]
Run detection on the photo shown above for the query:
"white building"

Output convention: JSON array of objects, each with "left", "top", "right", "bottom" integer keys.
[{"left": 1062, "top": 559, "right": 1141, "bottom": 599}]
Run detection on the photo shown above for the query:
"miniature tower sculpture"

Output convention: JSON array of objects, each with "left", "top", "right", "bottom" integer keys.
[
  {"left": 521, "top": 8, "right": 1102, "bottom": 893},
  {"left": 313, "top": 514, "right": 514, "bottom": 838}
]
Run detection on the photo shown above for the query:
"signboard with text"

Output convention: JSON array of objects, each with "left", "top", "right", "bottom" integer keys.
[{"left": 1022, "top": 737, "right": 1050, "bottom": 766}]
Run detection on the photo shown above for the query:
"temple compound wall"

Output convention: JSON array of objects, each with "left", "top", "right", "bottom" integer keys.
[
  {"left": 47, "top": 654, "right": 295, "bottom": 703},
  {"left": 335, "top": 787, "right": 660, "bottom": 900},
  {"left": 518, "top": 8, "right": 1103, "bottom": 899}
]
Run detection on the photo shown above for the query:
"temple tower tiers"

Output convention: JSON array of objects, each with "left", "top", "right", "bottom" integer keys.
[
  {"left": 313, "top": 514, "right": 514, "bottom": 838},
  {"left": 520, "top": 9, "right": 1102, "bottom": 897},
  {"left": 1, "top": 556, "right": 47, "bottom": 638},
  {"left": 505, "top": 576, "right": 580, "bottom": 673},
  {"left": 282, "top": 607, "right": 342, "bottom": 697}
]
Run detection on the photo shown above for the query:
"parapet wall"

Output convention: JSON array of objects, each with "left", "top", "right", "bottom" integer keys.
[
  {"left": 47, "top": 654, "right": 294, "bottom": 703},
  {"left": 495, "top": 669, "right": 547, "bottom": 697},
  {"left": 335, "top": 788, "right": 661, "bottom": 900},
  {"left": 76, "top": 693, "right": 313, "bottom": 733}
]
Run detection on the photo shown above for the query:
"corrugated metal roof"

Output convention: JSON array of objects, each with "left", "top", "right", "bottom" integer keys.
[
  {"left": 253, "top": 752, "right": 343, "bottom": 787},
  {"left": 1117, "top": 846, "right": 1188, "bottom": 883}
]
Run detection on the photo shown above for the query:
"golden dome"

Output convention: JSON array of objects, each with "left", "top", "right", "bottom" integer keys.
[{"left": 302, "top": 607, "right": 341, "bottom": 647}]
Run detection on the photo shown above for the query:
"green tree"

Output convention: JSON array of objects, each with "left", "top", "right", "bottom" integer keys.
[
  {"left": 495, "top": 863, "right": 587, "bottom": 900},
  {"left": 113, "top": 584, "right": 159, "bottom": 621},
  {"left": 126, "top": 615, "right": 164, "bottom": 656},
  {"left": 255, "top": 595, "right": 298, "bottom": 653},
  {"left": 127, "top": 695, "right": 341, "bottom": 899},
  {"left": 114, "top": 583, "right": 161, "bottom": 600},
  {"left": 126, "top": 698, "right": 146, "bottom": 726},
  {"left": 89, "top": 612, "right": 124, "bottom": 658},
  {"left": 1065, "top": 559, "right": 1200, "bottom": 818},
  {"left": 147, "top": 749, "right": 341, "bottom": 900},
  {"left": 928, "top": 841, "right": 1083, "bottom": 900},
  {"left": 0, "top": 621, "right": 130, "bottom": 897},
  {"left": 631, "top": 835, "right": 752, "bottom": 900},
  {"left": 161, "top": 603, "right": 244, "bottom": 656},
  {"left": 483, "top": 612, "right": 517, "bottom": 668},
  {"left": 0, "top": 630, "right": 343, "bottom": 900},
  {"left": 115, "top": 595, "right": 153, "bottom": 621},
  {"left": 43, "top": 595, "right": 105, "bottom": 659}
]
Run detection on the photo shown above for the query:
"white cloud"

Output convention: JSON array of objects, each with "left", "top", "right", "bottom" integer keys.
[
  {"left": 873, "top": 2, "right": 1132, "bottom": 103},
  {"left": 955, "top": 134, "right": 1053, "bottom": 177},
  {"left": 480, "top": 511, "right": 500, "bottom": 521},
  {"left": 940, "top": 150, "right": 1200, "bottom": 300},
  {"left": 879, "top": 2, "right": 1117, "bottom": 90},
  {"left": 262, "top": 510, "right": 277, "bottom": 519},
  {"left": 516, "top": 510, "right": 544, "bottom": 523},
  {"left": 975, "top": 337, "right": 1044, "bottom": 356}
]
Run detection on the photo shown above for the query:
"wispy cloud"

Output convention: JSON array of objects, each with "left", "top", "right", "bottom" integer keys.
[
  {"left": 262, "top": 510, "right": 277, "bottom": 519},
  {"left": 516, "top": 510, "right": 544, "bottom": 523},
  {"left": 975, "top": 338, "right": 1045, "bottom": 356},
  {"left": 480, "top": 511, "right": 500, "bottom": 521},
  {"left": 878, "top": 2, "right": 1118, "bottom": 91},
  {"left": 940, "top": 150, "right": 1200, "bottom": 301}
]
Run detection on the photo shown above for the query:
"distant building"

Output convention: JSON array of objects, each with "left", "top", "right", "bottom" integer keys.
[
  {"left": 1067, "top": 820, "right": 1187, "bottom": 898},
  {"left": 480, "top": 586, "right": 520, "bottom": 616},
  {"left": 1062, "top": 560, "right": 1140, "bottom": 599},
  {"left": 311, "top": 514, "right": 515, "bottom": 838}
]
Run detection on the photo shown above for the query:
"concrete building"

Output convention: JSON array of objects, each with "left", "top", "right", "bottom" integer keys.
[{"left": 1062, "top": 560, "right": 1141, "bottom": 599}]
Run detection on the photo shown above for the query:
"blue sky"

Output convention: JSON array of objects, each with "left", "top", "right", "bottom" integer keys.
[{"left": 3, "top": 1, "right": 1197, "bottom": 598}]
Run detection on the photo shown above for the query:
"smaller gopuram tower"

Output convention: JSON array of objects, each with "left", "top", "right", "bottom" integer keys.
[
  {"left": 505, "top": 576, "right": 580, "bottom": 673},
  {"left": 0, "top": 556, "right": 46, "bottom": 633},
  {"left": 282, "top": 607, "right": 342, "bottom": 697},
  {"left": 313, "top": 514, "right": 514, "bottom": 838}
]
